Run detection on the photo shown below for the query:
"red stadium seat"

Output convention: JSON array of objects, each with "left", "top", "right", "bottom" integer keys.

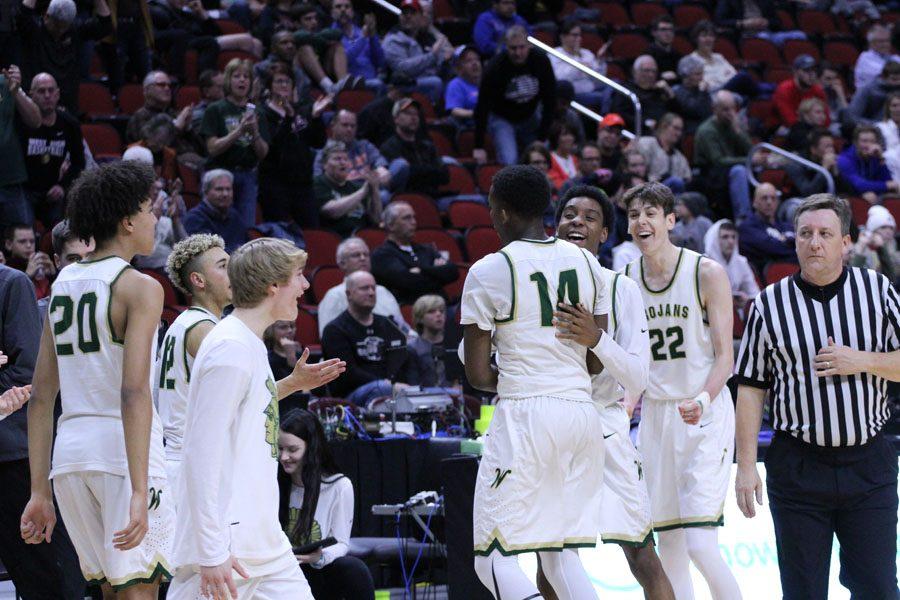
[
  {"left": 429, "top": 129, "right": 456, "bottom": 156},
  {"left": 162, "top": 305, "right": 186, "bottom": 328},
  {"left": 532, "top": 30, "right": 557, "bottom": 47},
  {"left": 594, "top": 2, "right": 629, "bottom": 27},
  {"left": 78, "top": 82, "right": 116, "bottom": 118},
  {"left": 177, "top": 163, "right": 201, "bottom": 196},
  {"left": 457, "top": 130, "right": 495, "bottom": 161},
  {"left": 822, "top": 41, "right": 860, "bottom": 69},
  {"left": 672, "top": 35, "right": 694, "bottom": 57},
  {"left": 465, "top": 226, "right": 501, "bottom": 262},
  {"left": 883, "top": 198, "right": 900, "bottom": 226},
  {"left": 673, "top": 4, "right": 709, "bottom": 29},
  {"left": 117, "top": 83, "right": 144, "bottom": 115},
  {"left": 295, "top": 306, "right": 321, "bottom": 352},
  {"left": 354, "top": 227, "right": 386, "bottom": 250},
  {"left": 81, "top": 123, "right": 123, "bottom": 159},
  {"left": 798, "top": 10, "right": 836, "bottom": 36},
  {"left": 444, "top": 264, "right": 468, "bottom": 303},
  {"left": 184, "top": 50, "right": 199, "bottom": 84},
  {"left": 335, "top": 89, "right": 375, "bottom": 114},
  {"left": 175, "top": 85, "right": 201, "bottom": 110},
  {"left": 580, "top": 32, "right": 604, "bottom": 54},
  {"left": 610, "top": 33, "right": 650, "bottom": 60},
  {"left": 302, "top": 230, "right": 342, "bottom": 269},
  {"left": 391, "top": 194, "right": 442, "bottom": 228},
  {"left": 764, "top": 262, "right": 799, "bottom": 285},
  {"left": 782, "top": 39, "right": 820, "bottom": 63},
  {"left": 765, "top": 66, "right": 793, "bottom": 84},
  {"left": 733, "top": 306, "right": 745, "bottom": 339},
  {"left": 400, "top": 304, "right": 413, "bottom": 327},
  {"left": 310, "top": 265, "right": 344, "bottom": 304},
  {"left": 713, "top": 38, "right": 739, "bottom": 63},
  {"left": 680, "top": 133, "right": 694, "bottom": 163},
  {"left": 411, "top": 91, "right": 437, "bottom": 120},
  {"left": 414, "top": 229, "right": 464, "bottom": 263},
  {"left": 631, "top": 3, "right": 669, "bottom": 27},
  {"left": 214, "top": 19, "right": 246, "bottom": 34},
  {"left": 448, "top": 201, "right": 492, "bottom": 229},
  {"left": 140, "top": 269, "right": 181, "bottom": 307},
  {"left": 759, "top": 169, "right": 788, "bottom": 194},
  {"left": 217, "top": 50, "right": 258, "bottom": 71},
  {"left": 740, "top": 38, "right": 783, "bottom": 68},
  {"left": 777, "top": 8, "right": 796, "bottom": 30},
  {"left": 476, "top": 164, "right": 503, "bottom": 194},
  {"left": 440, "top": 164, "right": 477, "bottom": 195},
  {"left": 849, "top": 196, "right": 870, "bottom": 227}
]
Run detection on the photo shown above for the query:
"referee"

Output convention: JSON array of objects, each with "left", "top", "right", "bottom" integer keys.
[{"left": 734, "top": 194, "right": 900, "bottom": 599}]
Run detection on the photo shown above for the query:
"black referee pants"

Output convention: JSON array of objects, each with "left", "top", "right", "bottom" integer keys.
[{"left": 766, "top": 432, "right": 899, "bottom": 600}]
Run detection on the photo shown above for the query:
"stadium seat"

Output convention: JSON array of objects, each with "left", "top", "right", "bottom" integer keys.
[
  {"left": 605, "top": 63, "right": 626, "bottom": 81},
  {"left": 117, "top": 83, "right": 144, "bottom": 115},
  {"left": 310, "top": 265, "right": 344, "bottom": 304},
  {"left": 295, "top": 306, "right": 321, "bottom": 353},
  {"left": 444, "top": 264, "right": 467, "bottom": 303},
  {"left": 302, "top": 230, "right": 342, "bottom": 270},
  {"left": 177, "top": 162, "right": 201, "bottom": 197},
  {"left": 733, "top": 306, "right": 745, "bottom": 339},
  {"left": 713, "top": 38, "right": 739, "bottom": 63},
  {"left": 78, "top": 82, "right": 116, "bottom": 118},
  {"left": 429, "top": 129, "right": 456, "bottom": 156},
  {"left": 81, "top": 123, "right": 123, "bottom": 159},
  {"left": 184, "top": 50, "right": 199, "bottom": 84},
  {"left": 673, "top": 4, "right": 709, "bottom": 29},
  {"left": 335, "top": 89, "right": 375, "bottom": 114},
  {"left": 414, "top": 229, "right": 464, "bottom": 263},
  {"left": 391, "top": 194, "right": 442, "bottom": 228},
  {"left": 476, "top": 164, "right": 503, "bottom": 194},
  {"left": 175, "top": 85, "right": 201, "bottom": 109},
  {"left": 162, "top": 305, "right": 186, "bottom": 328},
  {"left": 822, "top": 41, "right": 860, "bottom": 69},
  {"left": 465, "top": 226, "right": 501, "bottom": 262},
  {"left": 400, "top": 304, "right": 413, "bottom": 326},
  {"left": 765, "top": 66, "right": 793, "bottom": 84},
  {"left": 217, "top": 50, "right": 258, "bottom": 70},
  {"left": 456, "top": 130, "right": 494, "bottom": 162},
  {"left": 776, "top": 8, "right": 795, "bottom": 30},
  {"left": 532, "top": 30, "right": 556, "bottom": 47},
  {"left": 354, "top": 227, "right": 386, "bottom": 249},
  {"left": 849, "top": 196, "right": 870, "bottom": 227},
  {"left": 214, "top": 19, "right": 246, "bottom": 34},
  {"left": 798, "top": 10, "right": 836, "bottom": 36},
  {"left": 759, "top": 169, "right": 788, "bottom": 194},
  {"left": 610, "top": 33, "right": 650, "bottom": 60},
  {"left": 883, "top": 198, "right": 900, "bottom": 226},
  {"left": 448, "top": 201, "right": 492, "bottom": 229},
  {"left": 782, "top": 39, "right": 820, "bottom": 63},
  {"left": 631, "top": 3, "right": 668, "bottom": 27},
  {"left": 411, "top": 92, "right": 437, "bottom": 120},
  {"left": 89, "top": 50, "right": 107, "bottom": 79},
  {"left": 764, "top": 261, "right": 799, "bottom": 285},
  {"left": 740, "top": 38, "right": 783, "bottom": 68},
  {"left": 580, "top": 31, "right": 604, "bottom": 54},
  {"left": 680, "top": 133, "right": 694, "bottom": 163},
  {"left": 672, "top": 35, "right": 694, "bottom": 57},
  {"left": 440, "top": 164, "right": 477, "bottom": 195},
  {"left": 140, "top": 269, "right": 181, "bottom": 306},
  {"left": 593, "top": 3, "right": 629, "bottom": 27}
]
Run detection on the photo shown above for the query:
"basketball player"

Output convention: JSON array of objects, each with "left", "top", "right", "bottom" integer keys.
[
  {"left": 552, "top": 185, "right": 675, "bottom": 600},
  {"left": 463, "top": 165, "right": 609, "bottom": 600},
  {"left": 156, "top": 234, "right": 231, "bottom": 503},
  {"left": 622, "top": 182, "right": 741, "bottom": 599},
  {"left": 20, "top": 161, "right": 174, "bottom": 598},
  {"left": 168, "top": 238, "right": 345, "bottom": 600}
]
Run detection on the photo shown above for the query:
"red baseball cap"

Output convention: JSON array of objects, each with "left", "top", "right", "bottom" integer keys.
[
  {"left": 598, "top": 113, "right": 626, "bottom": 129},
  {"left": 400, "top": 0, "right": 422, "bottom": 11}
]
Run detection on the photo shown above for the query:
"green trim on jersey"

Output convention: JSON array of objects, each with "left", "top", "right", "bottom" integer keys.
[
  {"left": 107, "top": 265, "right": 133, "bottom": 346},
  {"left": 473, "top": 534, "right": 597, "bottom": 557},
  {"left": 74, "top": 255, "right": 121, "bottom": 266},
  {"left": 610, "top": 273, "right": 621, "bottom": 333},
  {"left": 652, "top": 513, "right": 725, "bottom": 532},
  {"left": 640, "top": 247, "right": 685, "bottom": 295},
  {"left": 494, "top": 249, "right": 517, "bottom": 324},
  {"left": 182, "top": 318, "right": 216, "bottom": 383},
  {"left": 578, "top": 248, "right": 598, "bottom": 313},
  {"left": 694, "top": 254, "right": 710, "bottom": 325},
  {"left": 519, "top": 236, "right": 557, "bottom": 244},
  {"left": 600, "top": 527, "right": 654, "bottom": 548},
  {"left": 624, "top": 263, "right": 631, "bottom": 277},
  {"left": 110, "top": 560, "right": 173, "bottom": 591}
]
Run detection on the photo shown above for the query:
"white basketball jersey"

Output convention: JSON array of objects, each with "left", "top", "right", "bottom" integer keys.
[
  {"left": 157, "top": 307, "right": 218, "bottom": 460},
  {"left": 624, "top": 248, "right": 714, "bottom": 401},
  {"left": 461, "top": 237, "right": 609, "bottom": 401},
  {"left": 49, "top": 257, "right": 166, "bottom": 479}
]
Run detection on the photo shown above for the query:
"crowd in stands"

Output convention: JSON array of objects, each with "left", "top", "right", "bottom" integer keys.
[{"left": 4, "top": 0, "right": 900, "bottom": 412}]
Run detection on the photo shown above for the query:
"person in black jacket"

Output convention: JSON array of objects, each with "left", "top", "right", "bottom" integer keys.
[
  {"left": 258, "top": 62, "right": 330, "bottom": 228},
  {"left": 473, "top": 25, "right": 555, "bottom": 166},
  {"left": 714, "top": 0, "right": 805, "bottom": 47},
  {"left": 371, "top": 201, "right": 459, "bottom": 305},
  {"left": 321, "top": 271, "right": 414, "bottom": 404},
  {"left": 379, "top": 98, "right": 448, "bottom": 199}
]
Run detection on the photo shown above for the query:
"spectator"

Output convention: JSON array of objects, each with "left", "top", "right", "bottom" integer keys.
[
  {"left": 688, "top": 20, "right": 759, "bottom": 100},
  {"left": 854, "top": 23, "right": 900, "bottom": 90},
  {"left": 737, "top": 182, "right": 797, "bottom": 271},
  {"left": 262, "top": 320, "right": 307, "bottom": 412},
  {"left": 131, "top": 114, "right": 179, "bottom": 183},
  {"left": 786, "top": 97, "right": 828, "bottom": 152},
  {"left": 126, "top": 70, "right": 202, "bottom": 162},
  {"left": 253, "top": 31, "right": 313, "bottom": 101},
  {"left": 201, "top": 58, "right": 270, "bottom": 229},
  {"left": 472, "top": 0, "right": 529, "bottom": 58},
  {"left": 549, "top": 17, "right": 607, "bottom": 111},
  {"left": 773, "top": 55, "right": 830, "bottom": 128},
  {"left": 850, "top": 204, "right": 899, "bottom": 283},
  {"left": 314, "top": 140, "right": 381, "bottom": 238},
  {"left": 295, "top": 2, "right": 355, "bottom": 95},
  {"left": 382, "top": 0, "right": 453, "bottom": 103},
  {"left": 558, "top": 142, "right": 607, "bottom": 195},
  {"left": 371, "top": 201, "right": 458, "bottom": 305},
  {"left": 819, "top": 61, "right": 849, "bottom": 122},
  {"left": 609, "top": 149, "right": 649, "bottom": 215},
  {"left": 609, "top": 55, "right": 675, "bottom": 132},
  {"left": 317, "top": 237, "right": 410, "bottom": 337},
  {"left": 191, "top": 69, "right": 225, "bottom": 133},
  {"left": 258, "top": 62, "right": 330, "bottom": 228},
  {"left": 547, "top": 122, "right": 579, "bottom": 191},
  {"left": 182, "top": 168, "right": 248, "bottom": 251},
  {"left": 693, "top": 90, "right": 761, "bottom": 221},
  {"left": 551, "top": 80, "right": 586, "bottom": 145},
  {"left": 1, "top": 67, "right": 41, "bottom": 230},
  {"left": 670, "top": 192, "right": 712, "bottom": 252},
  {"left": 3, "top": 224, "right": 53, "bottom": 298},
  {"left": 473, "top": 25, "right": 555, "bottom": 165},
  {"left": 17, "top": 0, "right": 111, "bottom": 112},
  {"left": 783, "top": 128, "right": 843, "bottom": 200},
  {"left": 357, "top": 77, "right": 426, "bottom": 146},
  {"left": 445, "top": 45, "right": 482, "bottom": 131},
  {"left": 673, "top": 54, "right": 713, "bottom": 135},
  {"left": 35, "top": 219, "right": 94, "bottom": 317},
  {"left": 96, "top": 0, "right": 152, "bottom": 94},
  {"left": 18, "top": 72, "right": 83, "bottom": 228},
  {"left": 714, "top": 0, "right": 805, "bottom": 47},
  {"left": 133, "top": 174, "right": 188, "bottom": 271},
  {"left": 647, "top": 14, "right": 680, "bottom": 83},
  {"left": 635, "top": 112, "right": 692, "bottom": 193},
  {"left": 596, "top": 113, "right": 624, "bottom": 170},
  {"left": 406, "top": 294, "right": 450, "bottom": 387},
  {"left": 877, "top": 91, "right": 900, "bottom": 149},
  {"left": 321, "top": 271, "right": 413, "bottom": 404},
  {"left": 703, "top": 219, "right": 759, "bottom": 314},
  {"left": 331, "top": 0, "right": 385, "bottom": 91},
  {"left": 521, "top": 141, "right": 557, "bottom": 201},
  {"left": 314, "top": 109, "right": 409, "bottom": 205},
  {"left": 254, "top": 0, "right": 301, "bottom": 48},
  {"left": 847, "top": 61, "right": 900, "bottom": 125},
  {"left": 379, "top": 98, "right": 449, "bottom": 200},
  {"left": 837, "top": 124, "right": 899, "bottom": 203}
]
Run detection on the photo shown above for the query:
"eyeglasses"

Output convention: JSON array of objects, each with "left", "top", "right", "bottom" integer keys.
[{"left": 151, "top": 81, "right": 171, "bottom": 88}]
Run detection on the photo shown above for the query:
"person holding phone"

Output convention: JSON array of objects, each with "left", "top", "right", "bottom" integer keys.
[{"left": 278, "top": 409, "right": 375, "bottom": 600}]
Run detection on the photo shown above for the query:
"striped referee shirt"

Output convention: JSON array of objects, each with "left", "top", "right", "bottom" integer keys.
[{"left": 735, "top": 267, "right": 900, "bottom": 447}]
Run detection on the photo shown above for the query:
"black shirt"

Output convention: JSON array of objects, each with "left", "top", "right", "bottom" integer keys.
[
  {"left": 371, "top": 240, "right": 459, "bottom": 305},
  {"left": 379, "top": 134, "right": 448, "bottom": 198},
  {"left": 18, "top": 109, "right": 85, "bottom": 196}
]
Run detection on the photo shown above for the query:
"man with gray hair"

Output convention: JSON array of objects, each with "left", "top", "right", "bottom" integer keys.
[
  {"left": 183, "top": 169, "right": 247, "bottom": 251},
  {"left": 126, "top": 71, "right": 191, "bottom": 143},
  {"left": 313, "top": 140, "right": 382, "bottom": 238},
  {"left": 673, "top": 54, "right": 712, "bottom": 134},
  {"left": 854, "top": 23, "right": 900, "bottom": 90},
  {"left": 609, "top": 54, "right": 676, "bottom": 132},
  {"left": 17, "top": 0, "right": 111, "bottom": 112},
  {"left": 316, "top": 237, "right": 411, "bottom": 336}
]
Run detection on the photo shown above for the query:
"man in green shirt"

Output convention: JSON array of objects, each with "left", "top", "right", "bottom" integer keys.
[
  {"left": 313, "top": 141, "right": 381, "bottom": 238},
  {"left": 0, "top": 66, "right": 41, "bottom": 228}
]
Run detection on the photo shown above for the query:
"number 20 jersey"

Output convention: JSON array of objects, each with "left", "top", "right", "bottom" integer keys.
[
  {"left": 49, "top": 257, "right": 166, "bottom": 480},
  {"left": 461, "top": 237, "right": 610, "bottom": 401},
  {"left": 623, "top": 248, "right": 714, "bottom": 401}
]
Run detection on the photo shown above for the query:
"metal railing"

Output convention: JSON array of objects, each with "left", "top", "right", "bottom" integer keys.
[
  {"left": 527, "top": 35, "right": 642, "bottom": 138},
  {"left": 747, "top": 143, "right": 835, "bottom": 195},
  {"left": 369, "top": 0, "right": 400, "bottom": 15},
  {"left": 569, "top": 101, "right": 635, "bottom": 140}
]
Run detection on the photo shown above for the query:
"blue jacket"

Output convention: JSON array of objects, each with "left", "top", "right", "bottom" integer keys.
[
  {"left": 183, "top": 201, "right": 248, "bottom": 252},
  {"left": 472, "top": 10, "right": 530, "bottom": 57},
  {"left": 837, "top": 145, "right": 891, "bottom": 194},
  {"left": 738, "top": 212, "right": 797, "bottom": 267},
  {"left": 336, "top": 24, "right": 385, "bottom": 79}
]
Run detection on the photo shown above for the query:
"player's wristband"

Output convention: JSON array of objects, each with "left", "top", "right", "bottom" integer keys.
[
  {"left": 589, "top": 330, "right": 606, "bottom": 358},
  {"left": 694, "top": 391, "right": 710, "bottom": 416}
]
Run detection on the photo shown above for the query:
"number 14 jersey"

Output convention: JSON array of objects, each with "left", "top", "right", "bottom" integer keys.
[
  {"left": 623, "top": 247, "right": 714, "bottom": 401},
  {"left": 49, "top": 256, "right": 166, "bottom": 480},
  {"left": 461, "top": 237, "right": 609, "bottom": 401}
]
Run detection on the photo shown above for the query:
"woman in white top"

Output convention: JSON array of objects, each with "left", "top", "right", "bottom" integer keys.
[
  {"left": 635, "top": 113, "right": 692, "bottom": 193},
  {"left": 688, "top": 20, "right": 760, "bottom": 100},
  {"left": 877, "top": 92, "right": 900, "bottom": 150},
  {"left": 549, "top": 17, "right": 609, "bottom": 110},
  {"left": 278, "top": 409, "right": 375, "bottom": 600}
]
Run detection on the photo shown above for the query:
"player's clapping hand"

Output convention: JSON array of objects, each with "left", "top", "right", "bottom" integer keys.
[
  {"left": 814, "top": 336, "right": 864, "bottom": 377},
  {"left": 553, "top": 302, "right": 601, "bottom": 347},
  {"left": 0, "top": 384, "right": 30, "bottom": 416},
  {"left": 288, "top": 347, "right": 346, "bottom": 391},
  {"left": 200, "top": 556, "right": 249, "bottom": 600},
  {"left": 113, "top": 491, "right": 148, "bottom": 550},
  {"left": 20, "top": 493, "right": 56, "bottom": 544}
]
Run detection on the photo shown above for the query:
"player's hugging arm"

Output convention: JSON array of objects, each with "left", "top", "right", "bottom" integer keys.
[{"left": 463, "top": 325, "right": 498, "bottom": 393}]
